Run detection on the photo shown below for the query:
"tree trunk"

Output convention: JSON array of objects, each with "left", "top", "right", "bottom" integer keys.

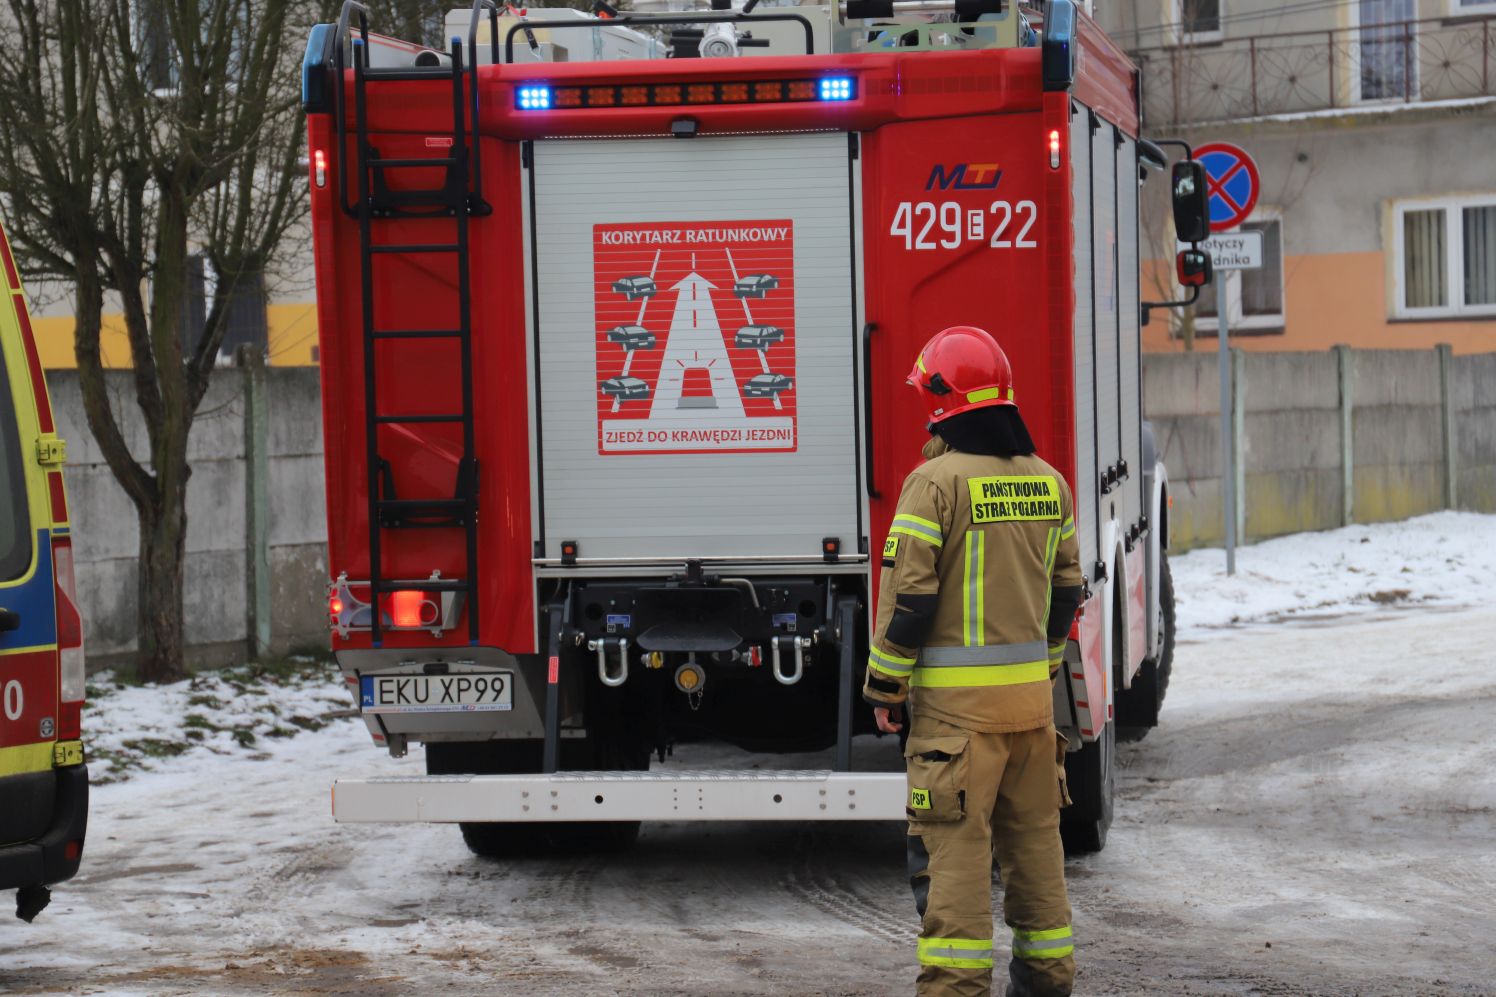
[{"left": 135, "top": 474, "right": 190, "bottom": 684}]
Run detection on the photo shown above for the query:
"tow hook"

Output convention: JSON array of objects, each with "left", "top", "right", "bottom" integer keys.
[
  {"left": 588, "top": 637, "right": 629, "bottom": 687},
  {"left": 771, "top": 635, "right": 811, "bottom": 686}
]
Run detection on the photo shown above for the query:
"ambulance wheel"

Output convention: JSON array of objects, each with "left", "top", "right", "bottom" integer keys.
[
  {"left": 1117, "top": 553, "right": 1175, "bottom": 742},
  {"left": 1060, "top": 721, "right": 1114, "bottom": 855}
]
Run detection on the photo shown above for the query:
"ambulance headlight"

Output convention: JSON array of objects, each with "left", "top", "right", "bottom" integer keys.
[
  {"left": 818, "top": 77, "right": 854, "bottom": 102},
  {"left": 517, "top": 85, "right": 553, "bottom": 110}
]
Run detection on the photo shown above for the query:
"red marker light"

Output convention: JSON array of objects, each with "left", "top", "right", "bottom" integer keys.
[
  {"left": 313, "top": 148, "right": 327, "bottom": 188},
  {"left": 330, "top": 596, "right": 344, "bottom": 615},
  {"left": 1048, "top": 130, "right": 1061, "bottom": 169},
  {"left": 53, "top": 536, "right": 85, "bottom": 739}
]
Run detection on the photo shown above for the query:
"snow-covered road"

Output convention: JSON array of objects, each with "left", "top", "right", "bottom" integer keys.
[{"left": 4, "top": 516, "right": 1496, "bottom": 996}]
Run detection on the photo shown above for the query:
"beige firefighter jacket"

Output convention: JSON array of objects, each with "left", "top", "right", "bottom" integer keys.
[{"left": 863, "top": 437, "right": 1084, "bottom": 733}]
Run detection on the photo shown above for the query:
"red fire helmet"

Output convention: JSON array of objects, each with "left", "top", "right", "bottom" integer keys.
[{"left": 906, "top": 325, "right": 1017, "bottom": 424}]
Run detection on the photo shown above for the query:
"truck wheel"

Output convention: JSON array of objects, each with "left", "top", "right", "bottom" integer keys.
[
  {"left": 460, "top": 817, "right": 639, "bottom": 857},
  {"left": 1060, "top": 719, "right": 1114, "bottom": 855},
  {"left": 426, "top": 739, "right": 644, "bottom": 857},
  {"left": 1116, "top": 552, "right": 1175, "bottom": 742}
]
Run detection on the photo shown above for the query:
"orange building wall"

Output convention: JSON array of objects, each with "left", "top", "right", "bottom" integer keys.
[
  {"left": 1143, "top": 251, "right": 1495, "bottom": 354},
  {"left": 30, "top": 303, "right": 320, "bottom": 369}
]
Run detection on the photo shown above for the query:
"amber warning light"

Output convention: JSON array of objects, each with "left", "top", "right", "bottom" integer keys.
[
  {"left": 1049, "top": 130, "right": 1061, "bottom": 170},
  {"left": 313, "top": 148, "right": 327, "bottom": 188}
]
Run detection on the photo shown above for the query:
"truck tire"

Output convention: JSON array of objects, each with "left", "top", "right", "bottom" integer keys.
[
  {"left": 1116, "top": 551, "right": 1175, "bottom": 742},
  {"left": 1059, "top": 720, "right": 1114, "bottom": 855},
  {"left": 426, "top": 739, "right": 644, "bottom": 857}
]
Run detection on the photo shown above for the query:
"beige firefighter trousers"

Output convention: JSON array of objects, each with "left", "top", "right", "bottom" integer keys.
[{"left": 904, "top": 715, "right": 1075, "bottom": 997}]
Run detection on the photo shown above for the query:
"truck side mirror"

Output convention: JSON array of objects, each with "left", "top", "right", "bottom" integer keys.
[
  {"left": 1171, "top": 161, "right": 1210, "bottom": 243},
  {"left": 1176, "top": 249, "right": 1212, "bottom": 288}
]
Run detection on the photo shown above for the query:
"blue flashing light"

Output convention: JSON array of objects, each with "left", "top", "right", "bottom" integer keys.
[
  {"left": 819, "top": 77, "right": 855, "bottom": 102},
  {"left": 517, "top": 85, "right": 552, "bottom": 110}
]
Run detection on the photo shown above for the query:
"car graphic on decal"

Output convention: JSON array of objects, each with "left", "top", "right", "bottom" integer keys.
[
  {"left": 734, "top": 325, "right": 784, "bottom": 350},
  {"left": 743, "top": 372, "right": 793, "bottom": 398},
  {"left": 600, "top": 376, "right": 651, "bottom": 400},
  {"left": 607, "top": 325, "right": 657, "bottom": 350},
  {"left": 611, "top": 276, "right": 658, "bottom": 300},
  {"left": 732, "top": 274, "right": 778, "bottom": 298}
]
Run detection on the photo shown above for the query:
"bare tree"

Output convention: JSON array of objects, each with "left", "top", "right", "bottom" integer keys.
[{"left": 0, "top": 0, "right": 331, "bottom": 681}]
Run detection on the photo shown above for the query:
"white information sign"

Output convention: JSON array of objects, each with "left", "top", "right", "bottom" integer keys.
[{"left": 1191, "top": 231, "right": 1263, "bottom": 271}]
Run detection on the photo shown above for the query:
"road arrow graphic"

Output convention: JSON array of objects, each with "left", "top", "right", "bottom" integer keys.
[{"left": 652, "top": 273, "right": 744, "bottom": 418}]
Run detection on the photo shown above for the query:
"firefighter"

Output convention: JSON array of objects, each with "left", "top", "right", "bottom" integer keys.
[{"left": 864, "top": 326, "right": 1085, "bottom": 997}]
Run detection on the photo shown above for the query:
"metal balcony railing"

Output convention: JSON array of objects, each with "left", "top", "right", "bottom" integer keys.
[{"left": 1132, "top": 13, "right": 1495, "bottom": 127}]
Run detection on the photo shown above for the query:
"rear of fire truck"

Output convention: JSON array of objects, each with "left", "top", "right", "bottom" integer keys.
[{"left": 306, "top": 0, "right": 1188, "bottom": 854}]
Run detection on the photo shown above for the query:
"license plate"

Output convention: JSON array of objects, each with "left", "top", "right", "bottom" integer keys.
[{"left": 359, "top": 673, "right": 513, "bottom": 714}]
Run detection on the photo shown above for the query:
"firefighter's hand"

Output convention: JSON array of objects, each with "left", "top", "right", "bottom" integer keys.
[{"left": 874, "top": 705, "right": 904, "bottom": 734}]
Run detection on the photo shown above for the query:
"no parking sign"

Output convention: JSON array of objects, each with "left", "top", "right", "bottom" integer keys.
[{"left": 1195, "top": 142, "right": 1260, "bottom": 233}]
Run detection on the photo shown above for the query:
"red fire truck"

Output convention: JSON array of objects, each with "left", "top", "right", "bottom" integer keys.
[{"left": 306, "top": 0, "right": 1208, "bottom": 853}]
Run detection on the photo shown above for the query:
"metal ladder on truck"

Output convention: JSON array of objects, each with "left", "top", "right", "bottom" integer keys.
[{"left": 334, "top": 1, "right": 499, "bottom": 645}]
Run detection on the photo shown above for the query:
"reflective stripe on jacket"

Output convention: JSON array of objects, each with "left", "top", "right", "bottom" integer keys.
[{"left": 864, "top": 438, "right": 1083, "bottom": 733}]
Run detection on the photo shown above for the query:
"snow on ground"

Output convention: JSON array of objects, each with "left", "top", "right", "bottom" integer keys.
[
  {"left": 3, "top": 516, "right": 1495, "bottom": 995},
  {"left": 1170, "top": 510, "right": 1496, "bottom": 630},
  {"left": 82, "top": 658, "right": 353, "bottom": 785}
]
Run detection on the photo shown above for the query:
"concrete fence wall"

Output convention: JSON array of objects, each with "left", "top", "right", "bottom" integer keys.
[
  {"left": 1147, "top": 347, "right": 1496, "bottom": 551},
  {"left": 50, "top": 362, "right": 328, "bottom": 667},
  {"left": 46, "top": 347, "right": 1496, "bottom": 666}
]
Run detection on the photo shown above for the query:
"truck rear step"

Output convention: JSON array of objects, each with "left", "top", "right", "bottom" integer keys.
[{"left": 332, "top": 770, "right": 905, "bottom": 823}]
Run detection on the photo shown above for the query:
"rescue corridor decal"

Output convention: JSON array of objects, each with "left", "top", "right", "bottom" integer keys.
[
  {"left": 593, "top": 221, "right": 796, "bottom": 454},
  {"left": 967, "top": 476, "right": 1062, "bottom": 524}
]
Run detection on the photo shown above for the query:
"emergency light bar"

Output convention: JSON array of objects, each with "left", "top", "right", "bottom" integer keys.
[{"left": 514, "top": 76, "right": 858, "bottom": 111}]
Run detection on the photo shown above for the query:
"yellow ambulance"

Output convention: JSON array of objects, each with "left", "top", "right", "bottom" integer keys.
[{"left": 0, "top": 213, "right": 87, "bottom": 923}]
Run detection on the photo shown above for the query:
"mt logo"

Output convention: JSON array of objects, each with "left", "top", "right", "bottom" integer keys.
[{"left": 926, "top": 163, "right": 1003, "bottom": 191}]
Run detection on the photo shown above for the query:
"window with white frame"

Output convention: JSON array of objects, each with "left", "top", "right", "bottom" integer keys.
[
  {"left": 1394, "top": 196, "right": 1496, "bottom": 318},
  {"left": 1450, "top": 1, "right": 1496, "bottom": 17},
  {"left": 1196, "top": 214, "right": 1285, "bottom": 333},
  {"left": 1177, "top": 0, "right": 1223, "bottom": 43}
]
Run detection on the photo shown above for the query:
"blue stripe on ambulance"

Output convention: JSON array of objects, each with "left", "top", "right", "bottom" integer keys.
[{"left": 0, "top": 529, "right": 58, "bottom": 652}]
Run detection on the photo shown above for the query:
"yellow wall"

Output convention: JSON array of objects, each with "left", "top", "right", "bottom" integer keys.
[
  {"left": 265, "top": 304, "right": 319, "bottom": 366},
  {"left": 30, "top": 303, "right": 320, "bottom": 369},
  {"left": 33, "top": 314, "right": 134, "bottom": 368},
  {"left": 1144, "top": 251, "right": 1495, "bottom": 354}
]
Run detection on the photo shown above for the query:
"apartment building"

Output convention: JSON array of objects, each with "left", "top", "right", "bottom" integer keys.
[
  {"left": 22, "top": 3, "right": 1494, "bottom": 364},
  {"left": 1097, "top": 0, "right": 1496, "bottom": 352}
]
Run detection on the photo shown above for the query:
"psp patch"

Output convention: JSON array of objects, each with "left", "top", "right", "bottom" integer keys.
[
  {"left": 883, "top": 535, "right": 901, "bottom": 558},
  {"left": 909, "top": 787, "right": 932, "bottom": 810},
  {"left": 967, "top": 475, "right": 1062, "bottom": 524}
]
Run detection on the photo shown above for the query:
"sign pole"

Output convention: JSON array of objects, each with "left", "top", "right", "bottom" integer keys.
[
  {"left": 1218, "top": 305, "right": 1235, "bottom": 575},
  {"left": 1196, "top": 140, "right": 1260, "bottom": 577}
]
